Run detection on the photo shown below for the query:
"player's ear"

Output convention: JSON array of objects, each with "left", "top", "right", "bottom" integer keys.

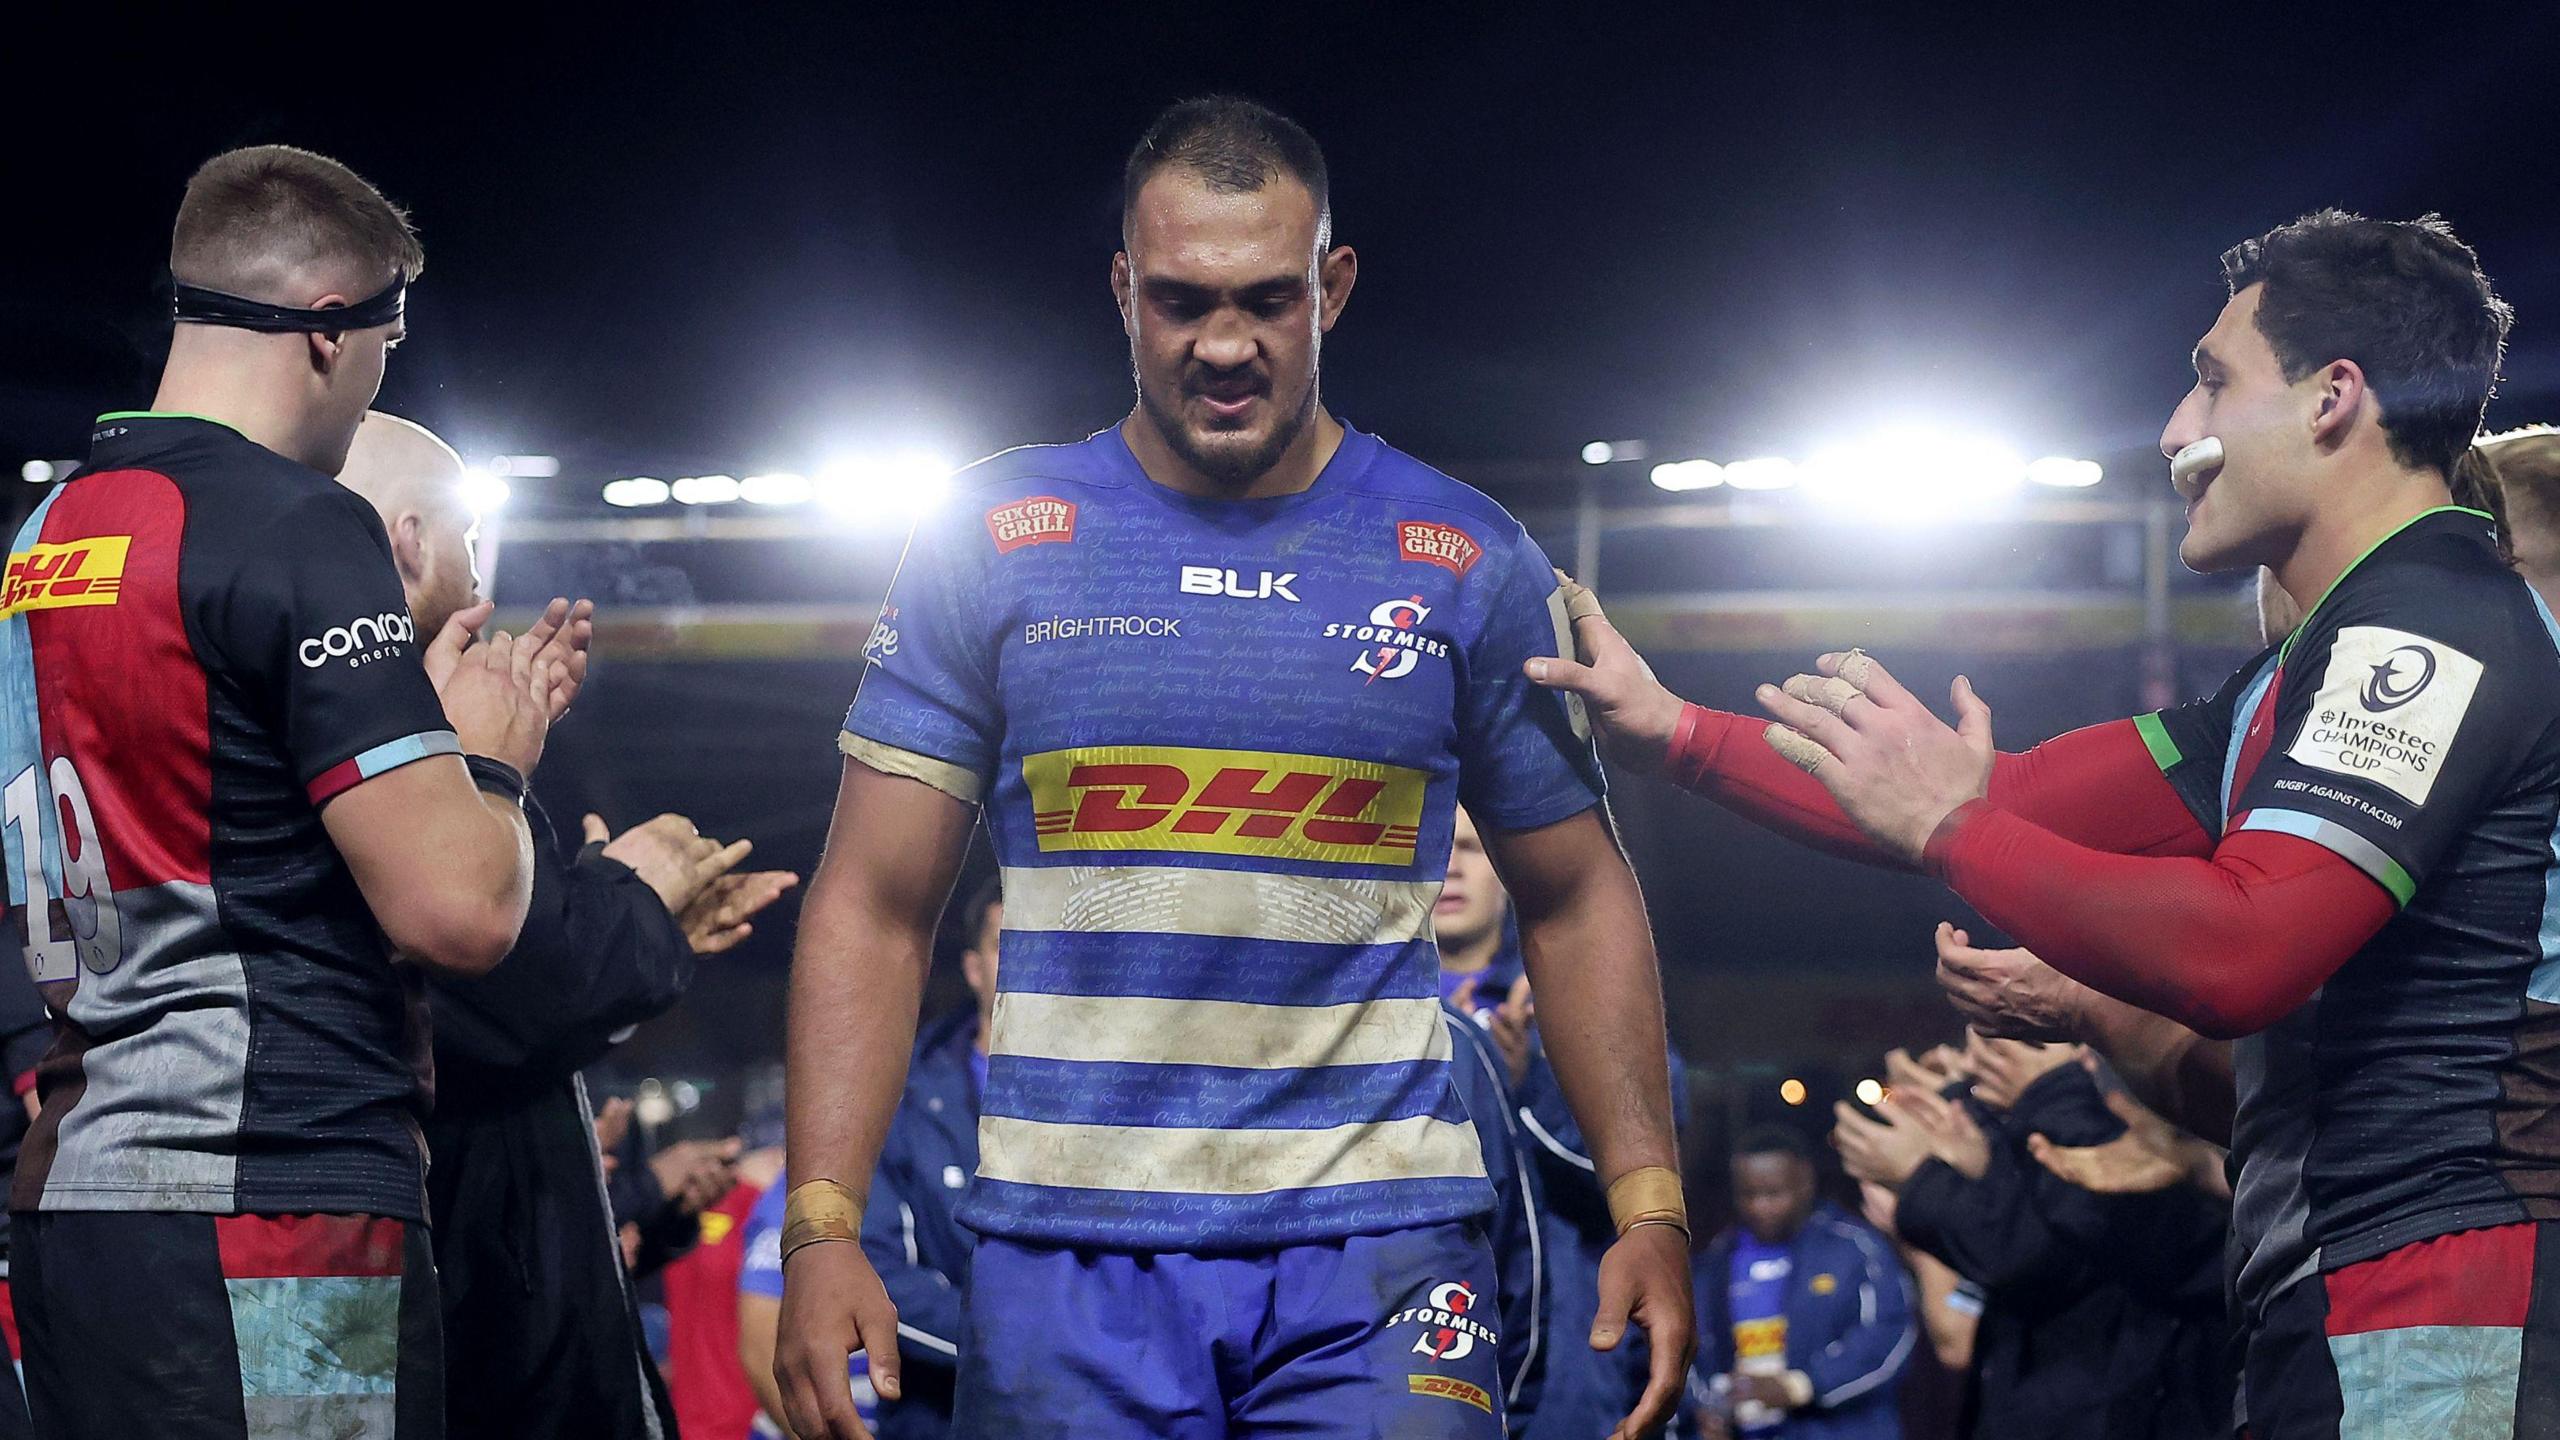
[
  {"left": 302, "top": 289, "right": 353, "bottom": 376},
  {"left": 1317, "top": 245, "right": 1357, "bottom": 333},
  {"left": 388, "top": 511, "right": 431, "bottom": 589},
  {"left": 2308, "top": 358, "right": 2366, "bottom": 452},
  {"left": 1111, "top": 251, "right": 1136, "bottom": 338}
]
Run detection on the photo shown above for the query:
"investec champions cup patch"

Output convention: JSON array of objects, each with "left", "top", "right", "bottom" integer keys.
[
  {"left": 2287, "top": 624, "right": 2483, "bottom": 806},
  {"left": 986, "top": 496, "right": 1077, "bottom": 554},
  {"left": 0, "top": 537, "right": 129, "bottom": 619},
  {"left": 1396, "top": 520, "right": 1482, "bottom": 577},
  {"left": 1023, "top": 744, "right": 1425, "bottom": 863}
]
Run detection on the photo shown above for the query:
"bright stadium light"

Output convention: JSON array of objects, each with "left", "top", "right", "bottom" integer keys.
[
  {"left": 459, "top": 466, "right": 512, "bottom": 517},
  {"left": 2026, "top": 455, "right": 2104, "bottom": 488},
  {"left": 1779, "top": 1078, "right": 1808, "bottom": 1106},
  {"left": 19, "top": 460, "right": 52, "bottom": 484},
  {"left": 742, "top": 471, "right": 813, "bottom": 506},
  {"left": 1800, "top": 427, "right": 2025, "bottom": 520},
  {"left": 672, "top": 474, "right": 742, "bottom": 505},
  {"left": 817, "top": 450, "right": 956, "bottom": 520},
  {"left": 602, "top": 477, "right": 671, "bottom": 507},
  {"left": 1855, "top": 1078, "right": 1886, "bottom": 1107},
  {"left": 1722, "top": 457, "right": 1798, "bottom": 491},
  {"left": 1581, "top": 441, "right": 1615, "bottom": 465},
  {"left": 1649, "top": 459, "right": 1725, "bottom": 492},
  {"left": 489, "top": 454, "right": 561, "bottom": 478}
]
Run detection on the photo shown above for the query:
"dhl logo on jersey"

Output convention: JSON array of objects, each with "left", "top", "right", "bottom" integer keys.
[
  {"left": 0, "top": 537, "right": 130, "bottom": 620},
  {"left": 1024, "top": 745, "right": 1425, "bottom": 864}
]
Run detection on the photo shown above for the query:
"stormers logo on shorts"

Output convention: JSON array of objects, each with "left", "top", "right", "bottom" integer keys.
[
  {"left": 1389, "top": 1280, "right": 1498, "bottom": 1363},
  {"left": 1397, "top": 520, "right": 1482, "bottom": 577},
  {"left": 1022, "top": 745, "right": 1425, "bottom": 864},
  {"left": 986, "top": 496, "right": 1077, "bottom": 554},
  {"left": 0, "top": 536, "right": 130, "bottom": 619}
]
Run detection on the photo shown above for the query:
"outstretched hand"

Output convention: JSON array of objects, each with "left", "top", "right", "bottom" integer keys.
[
  {"left": 1522, "top": 571, "right": 1686, "bottom": 771},
  {"left": 1934, "top": 924, "right": 2091, "bottom": 1043},
  {"left": 1751, "top": 651, "right": 1994, "bottom": 863}
]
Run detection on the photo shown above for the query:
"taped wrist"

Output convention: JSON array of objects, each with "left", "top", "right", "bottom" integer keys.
[
  {"left": 1606, "top": 1165, "right": 1689, "bottom": 1238},
  {"left": 780, "top": 1178, "right": 862, "bottom": 1262}
]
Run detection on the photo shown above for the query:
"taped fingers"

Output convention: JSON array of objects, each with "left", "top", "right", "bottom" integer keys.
[
  {"left": 1552, "top": 567, "right": 1606, "bottom": 624},
  {"left": 1781, "top": 673, "right": 1865, "bottom": 719},
  {"left": 1764, "top": 724, "right": 1837, "bottom": 774}
]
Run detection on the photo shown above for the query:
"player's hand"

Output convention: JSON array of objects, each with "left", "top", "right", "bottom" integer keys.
[
  {"left": 1885, "top": 1078, "right": 1992, "bottom": 1181},
  {"left": 1752, "top": 651, "right": 1993, "bottom": 864},
  {"left": 680, "top": 868, "right": 801, "bottom": 954},
  {"left": 586, "top": 813, "right": 752, "bottom": 916},
  {"left": 1592, "top": 1221, "right": 1695, "bottom": 1440},
  {"left": 1964, "top": 1034, "right": 2081, "bottom": 1112},
  {"left": 650, "top": 1136, "right": 744, "bottom": 1215},
  {"left": 518, "top": 596, "right": 595, "bottom": 722},
  {"left": 777, "top": 1239, "right": 900, "bottom": 1440},
  {"left": 1523, "top": 571, "right": 1686, "bottom": 772},
  {"left": 1830, "top": 1100, "right": 1933, "bottom": 1187},
  {"left": 434, "top": 620, "right": 561, "bottom": 777},
  {"left": 1933, "top": 925, "right": 2090, "bottom": 1043},
  {"left": 2026, "top": 1129, "right": 2191, "bottom": 1194},
  {"left": 1857, "top": 1179, "right": 1901, "bottom": 1240}
]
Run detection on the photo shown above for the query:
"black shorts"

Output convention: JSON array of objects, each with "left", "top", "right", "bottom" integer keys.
[
  {"left": 2244, "top": 1220, "right": 2560, "bottom": 1439},
  {"left": 13, "top": 1211, "right": 441, "bottom": 1440}
]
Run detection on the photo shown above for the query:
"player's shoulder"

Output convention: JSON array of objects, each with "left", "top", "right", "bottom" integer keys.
[
  {"left": 946, "top": 431, "right": 1135, "bottom": 500},
  {"left": 2318, "top": 508, "right": 2557, "bottom": 667},
  {"left": 1343, "top": 431, "right": 1544, "bottom": 576}
]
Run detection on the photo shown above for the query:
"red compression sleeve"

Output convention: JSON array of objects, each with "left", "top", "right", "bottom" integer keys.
[
  {"left": 1665, "top": 706, "right": 2215, "bottom": 864},
  {"left": 1925, "top": 803, "right": 2396, "bottom": 1039}
]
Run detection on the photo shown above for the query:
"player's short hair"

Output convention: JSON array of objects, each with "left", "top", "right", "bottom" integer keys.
[
  {"left": 171, "top": 145, "right": 424, "bottom": 298},
  {"left": 954, "top": 873, "right": 1003, "bottom": 951},
  {"left": 1733, "top": 1124, "right": 1816, "bottom": 1166},
  {"left": 2220, "top": 210, "right": 2510, "bottom": 480},
  {"left": 1122, "top": 95, "right": 1331, "bottom": 249}
]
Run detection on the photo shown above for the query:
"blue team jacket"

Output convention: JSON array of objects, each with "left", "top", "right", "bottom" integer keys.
[
  {"left": 855, "top": 1006, "right": 983, "bottom": 1439},
  {"left": 1687, "top": 1204, "right": 1916, "bottom": 1440}
]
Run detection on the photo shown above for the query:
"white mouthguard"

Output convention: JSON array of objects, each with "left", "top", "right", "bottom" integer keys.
[{"left": 2170, "top": 436, "right": 2224, "bottom": 486}]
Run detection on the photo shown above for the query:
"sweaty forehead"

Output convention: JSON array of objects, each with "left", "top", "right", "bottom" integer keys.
[{"left": 1125, "top": 170, "right": 1321, "bottom": 280}]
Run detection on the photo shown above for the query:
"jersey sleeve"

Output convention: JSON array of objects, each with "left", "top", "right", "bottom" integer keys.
[
  {"left": 1455, "top": 527, "right": 1605, "bottom": 831},
  {"left": 840, "top": 505, "right": 1004, "bottom": 804},
  {"left": 2228, "top": 571, "right": 2537, "bottom": 906},
  {"left": 207, "top": 488, "right": 456, "bottom": 806},
  {"left": 2135, "top": 643, "right": 2277, "bottom": 838},
  {"left": 738, "top": 1176, "right": 787, "bottom": 1300}
]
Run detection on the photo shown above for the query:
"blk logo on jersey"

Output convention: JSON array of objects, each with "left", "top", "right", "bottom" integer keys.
[
  {"left": 986, "top": 496, "right": 1077, "bottom": 554},
  {"left": 1180, "top": 567, "right": 1300, "bottom": 602},
  {"left": 1389, "top": 1280, "right": 1497, "bottom": 1362},
  {"left": 1397, "top": 521, "right": 1482, "bottom": 577},
  {"left": 0, "top": 536, "right": 129, "bottom": 620},
  {"left": 1324, "top": 595, "right": 1450, "bottom": 683},
  {"left": 1023, "top": 744, "right": 1425, "bottom": 863}
]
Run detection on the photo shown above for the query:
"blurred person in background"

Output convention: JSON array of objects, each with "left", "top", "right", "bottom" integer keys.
[
  {"left": 663, "top": 1109, "right": 789, "bottom": 1440},
  {"left": 339, "top": 410, "right": 798, "bottom": 1439},
  {"left": 1833, "top": 1037, "right": 2230, "bottom": 1440},
  {"left": 2479, "top": 425, "right": 2560, "bottom": 603},
  {"left": 0, "top": 966, "right": 46, "bottom": 1439},
  {"left": 1685, "top": 1125, "right": 1914, "bottom": 1440}
]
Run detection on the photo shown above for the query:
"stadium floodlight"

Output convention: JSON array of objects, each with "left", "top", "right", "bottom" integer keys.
[
  {"left": 19, "top": 460, "right": 52, "bottom": 484},
  {"left": 1722, "top": 457, "right": 1798, "bottom": 491},
  {"left": 672, "top": 474, "right": 742, "bottom": 506},
  {"left": 1778, "top": 1078, "right": 1808, "bottom": 1106},
  {"left": 742, "top": 471, "right": 814, "bottom": 506},
  {"left": 1855, "top": 1078, "right": 1886, "bottom": 1106},
  {"left": 1581, "top": 441, "right": 1615, "bottom": 465},
  {"left": 602, "top": 477, "right": 671, "bottom": 508},
  {"left": 459, "top": 466, "right": 513, "bottom": 517},
  {"left": 817, "top": 450, "right": 957, "bottom": 520},
  {"left": 1649, "top": 459, "right": 1725, "bottom": 492},
  {"left": 2025, "top": 456, "right": 2104, "bottom": 488},
  {"left": 489, "top": 454, "right": 561, "bottom": 478},
  {"left": 1800, "top": 427, "right": 2025, "bottom": 520}
]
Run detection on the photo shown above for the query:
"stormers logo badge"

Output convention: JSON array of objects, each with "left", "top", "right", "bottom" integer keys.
[{"left": 1389, "top": 1280, "right": 1497, "bottom": 1363}]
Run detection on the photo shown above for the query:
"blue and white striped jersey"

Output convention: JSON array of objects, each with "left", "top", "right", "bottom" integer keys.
[{"left": 841, "top": 422, "right": 1603, "bottom": 1249}]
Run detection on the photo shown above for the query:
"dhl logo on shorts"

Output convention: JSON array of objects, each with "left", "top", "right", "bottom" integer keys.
[
  {"left": 1735, "top": 1316, "right": 1788, "bottom": 1359},
  {"left": 1023, "top": 745, "right": 1425, "bottom": 864},
  {"left": 1407, "top": 1375, "right": 1493, "bottom": 1413},
  {"left": 0, "top": 537, "right": 130, "bottom": 620}
]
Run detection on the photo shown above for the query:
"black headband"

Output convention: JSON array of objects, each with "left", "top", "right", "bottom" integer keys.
[{"left": 171, "top": 274, "right": 405, "bottom": 334}]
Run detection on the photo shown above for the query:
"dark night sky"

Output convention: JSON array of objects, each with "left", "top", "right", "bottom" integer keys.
[{"left": 8, "top": 5, "right": 2559, "bottom": 1097}]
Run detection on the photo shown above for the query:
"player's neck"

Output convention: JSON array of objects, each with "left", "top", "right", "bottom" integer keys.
[
  {"left": 1123, "top": 406, "right": 1346, "bottom": 502},
  {"left": 150, "top": 343, "right": 329, "bottom": 472},
  {"left": 2274, "top": 469, "right": 2458, "bottom": 624}
]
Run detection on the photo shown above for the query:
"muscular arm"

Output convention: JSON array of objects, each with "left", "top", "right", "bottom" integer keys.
[
  {"left": 325, "top": 759, "right": 533, "bottom": 976},
  {"left": 784, "top": 758, "right": 976, "bottom": 1222},
  {"left": 1484, "top": 807, "right": 1678, "bottom": 1187},
  {"left": 1929, "top": 808, "right": 2395, "bottom": 1041},
  {"left": 1667, "top": 706, "right": 2212, "bottom": 868}
]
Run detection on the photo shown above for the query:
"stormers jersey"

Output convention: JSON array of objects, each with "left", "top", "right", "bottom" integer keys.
[
  {"left": 2142, "top": 508, "right": 2560, "bottom": 1320},
  {"left": 2, "top": 414, "right": 454, "bottom": 1221},
  {"left": 842, "top": 423, "right": 1603, "bottom": 1250}
]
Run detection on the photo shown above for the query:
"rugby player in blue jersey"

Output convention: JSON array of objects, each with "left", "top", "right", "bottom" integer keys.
[{"left": 777, "top": 98, "right": 1693, "bottom": 1440}]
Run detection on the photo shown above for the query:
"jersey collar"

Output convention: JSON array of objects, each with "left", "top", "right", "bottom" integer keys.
[{"left": 2276, "top": 505, "right": 2494, "bottom": 664}]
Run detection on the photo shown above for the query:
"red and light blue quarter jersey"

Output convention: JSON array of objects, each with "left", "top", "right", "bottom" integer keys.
[
  {"left": 842, "top": 423, "right": 1603, "bottom": 1250},
  {"left": 1, "top": 414, "right": 455, "bottom": 1221}
]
